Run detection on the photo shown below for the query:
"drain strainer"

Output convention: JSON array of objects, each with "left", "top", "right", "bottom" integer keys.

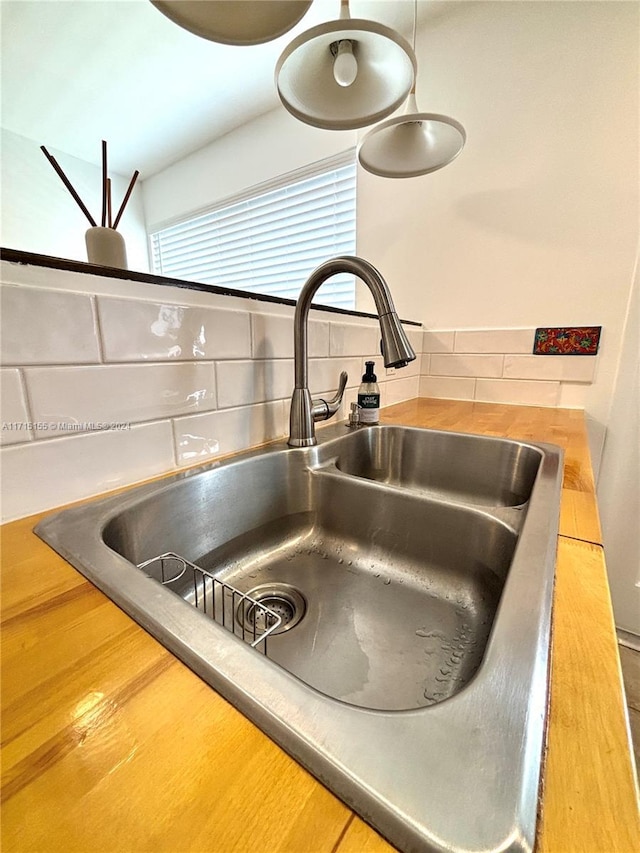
[{"left": 237, "top": 583, "right": 306, "bottom": 636}]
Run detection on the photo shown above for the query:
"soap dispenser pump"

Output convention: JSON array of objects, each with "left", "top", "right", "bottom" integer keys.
[{"left": 357, "top": 361, "right": 380, "bottom": 424}]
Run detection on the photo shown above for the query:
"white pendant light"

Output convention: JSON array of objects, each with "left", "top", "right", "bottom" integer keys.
[
  {"left": 151, "top": 1, "right": 313, "bottom": 46},
  {"left": 358, "top": 2, "right": 466, "bottom": 178},
  {"left": 358, "top": 89, "right": 466, "bottom": 177},
  {"left": 275, "top": 0, "right": 416, "bottom": 131}
]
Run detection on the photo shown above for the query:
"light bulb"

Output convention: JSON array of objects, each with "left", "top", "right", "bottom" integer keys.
[{"left": 333, "top": 40, "right": 357, "bottom": 87}]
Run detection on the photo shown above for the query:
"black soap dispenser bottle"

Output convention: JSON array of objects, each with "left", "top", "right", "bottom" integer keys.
[{"left": 357, "top": 361, "right": 380, "bottom": 424}]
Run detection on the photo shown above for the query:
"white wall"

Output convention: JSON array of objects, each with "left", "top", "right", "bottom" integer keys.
[
  {"left": 597, "top": 252, "right": 639, "bottom": 635},
  {"left": 142, "top": 109, "right": 357, "bottom": 231},
  {"left": 1, "top": 128, "right": 149, "bottom": 271},
  {"left": 358, "top": 0, "right": 639, "bottom": 471}
]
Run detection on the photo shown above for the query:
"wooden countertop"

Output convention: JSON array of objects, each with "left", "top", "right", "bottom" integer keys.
[{"left": 2, "top": 399, "right": 638, "bottom": 852}]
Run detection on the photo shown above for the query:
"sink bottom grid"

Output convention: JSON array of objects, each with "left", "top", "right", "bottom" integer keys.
[{"left": 137, "top": 552, "right": 283, "bottom": 653}]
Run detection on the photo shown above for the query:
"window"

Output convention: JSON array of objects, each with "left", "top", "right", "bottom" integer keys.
[{"left": 150, "top": 150, "right": 357, "bottom": 310}]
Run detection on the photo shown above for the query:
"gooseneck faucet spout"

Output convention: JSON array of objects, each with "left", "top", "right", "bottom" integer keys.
[{"left": 288, "top": 256, "right": 416, "bottom": 447}]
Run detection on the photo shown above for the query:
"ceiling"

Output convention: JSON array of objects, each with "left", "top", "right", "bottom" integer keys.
[{"left": 1, "top": 0, "right": 422, "bottom": 178}]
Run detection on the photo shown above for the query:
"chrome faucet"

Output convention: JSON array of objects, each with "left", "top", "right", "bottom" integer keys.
[{"left": 288, "top": 256, "right": 416, "bottom": 447}]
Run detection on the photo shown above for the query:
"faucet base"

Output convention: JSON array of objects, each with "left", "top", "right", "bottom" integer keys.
[
  {"left": 288, "top": 388, "right": 316, "bottom": 447},
  {"left": 288, "top": 436, "right": 318, "bottom": 448}
]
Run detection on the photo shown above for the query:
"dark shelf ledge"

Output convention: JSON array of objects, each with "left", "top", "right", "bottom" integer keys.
[{"left": 0, "top": 247, "right": 422, "bottom": 327}]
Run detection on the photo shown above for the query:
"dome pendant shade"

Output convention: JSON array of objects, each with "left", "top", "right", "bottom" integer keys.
[
  {"left": 358, "top": 94, "right": 466, "bottom": 178},
  {"left": 151, "top": 1, "right": 313, "bottom": 46},
  {"left": 275, "top": 19, "right": 417, "bottom": 131}
]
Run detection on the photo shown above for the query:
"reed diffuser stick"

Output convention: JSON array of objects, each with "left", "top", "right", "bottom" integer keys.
[
  {"left": 40, "top": 145, "right": 97, "bottom": 227},
  {"left": 112, "top": 170, "right": 140, "bottom": 230},
  {"left": 107, "top": 178, "right": 113, "bottom": 228},
  {"left": 101, "top": 140, "right": 108, "bottom": 228}
]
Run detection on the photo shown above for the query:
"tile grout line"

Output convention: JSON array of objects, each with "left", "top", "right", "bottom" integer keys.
[
  {"left": 92, "top": 295, "right": 107, "bottom": 364},
  {"left": 16, "top": 368, "right": 35, "bottom": 442}
]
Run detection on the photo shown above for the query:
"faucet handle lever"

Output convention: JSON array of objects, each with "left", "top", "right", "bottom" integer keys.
[
  {"left": 312, "top": 371, "right": 348, "bottom": 422},
  {"left": 331, "top": 370, "right": 348, "bottom": 404}
]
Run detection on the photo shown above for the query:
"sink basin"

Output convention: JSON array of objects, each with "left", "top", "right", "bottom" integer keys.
[
  {"left": 35, "top": 423, "right": 562, "bottom": 853},
  {"left": 105, "top": 458, "right": 517, "bottom": 712},
  {"left": 331, "top": 424, "right": 541, "bottom": 506}
]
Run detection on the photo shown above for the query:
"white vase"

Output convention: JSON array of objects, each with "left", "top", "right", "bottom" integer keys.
[{"left": 85, "top": 227, "right": 128, "bottom": 269}]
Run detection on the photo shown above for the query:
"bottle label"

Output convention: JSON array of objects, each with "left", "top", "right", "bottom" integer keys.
[
  {"left": 358, "top": 394, "right": 380, "bottom": 409},
  {"left": 358, "top": 393, "right": 380, "bottom": 424}
]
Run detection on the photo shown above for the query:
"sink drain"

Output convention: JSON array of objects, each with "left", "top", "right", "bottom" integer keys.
[{"left": 238, "top": 583, "right": 306, "bottom": 636}]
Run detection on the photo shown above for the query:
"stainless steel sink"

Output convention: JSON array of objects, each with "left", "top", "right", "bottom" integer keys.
[
  {"left": 332, "top": 424, "right": 541, "bottom": 506},
  {"left": 35, "top": 423, "right": 562, "bottom": 853}
]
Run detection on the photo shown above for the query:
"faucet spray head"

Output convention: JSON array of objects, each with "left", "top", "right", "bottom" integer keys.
[{"left": 379, "top": 313, "right": 416, "bottom": 368}]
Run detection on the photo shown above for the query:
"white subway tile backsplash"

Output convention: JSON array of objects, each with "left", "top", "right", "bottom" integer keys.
[
  {"left": 309, "top": 321, "right": 331, "bottom": 357},
  {"left": 419, "top": 376, "right": 476, "bottom": 400},
  {"left": 251, "top": 313, "right": 288, "bottom": 358},
  {"left": 504, "top": 354, "right": 596, "bottom": 382},
  {"left": 0, "top": 369, "right": 32, "bottom": 445},
  {"left": 1, "top": 285, "right": 101, "bottom": 365},
  {"left": 454, "top": 329, "right": 535, "bottom": 354},
  {"left": 251, "top": 313, "right": 282, "bottom": 358},
  {"left": 393, "top": 353, "right": 422, "bottom": 378},
  {"left": 475, "top": 379, "right": 559, "bottom": 407},
  {"left": 430, "top": 354, "right": 504, "bottom": 378},
  {"left": 0, "top": 421, "right": 175, "bottom": 523},
  {"left": 252, "top": 313, "right": 329, "bottom": 359},
  {"left": 216, "top": 359, "right": 294, "bottom": 408},
  {"left": 420, "top": 327, "right": 598, "bottom": 409},
  {"left": 422, "top": 331, "right": 455, "bottom": 353},
  {"left": 407, "top": 327, "right": 424, "bottom": 353},
  {"left": 98, "top": 297, "right": 251, "bottom": 361},
  {"left": 0, "top": 260, "right": 600, "bottom": 523},
  {"left": 173, "top": 401, "right": 286, "bottom": 465},
  {"left": 309, "top": 357, "right": 362, "bottom": 394},
  {"left": 383, "top": 375, "right": 420, "bottom": 407},
  {"left": 215, "top": 356, "right": 371, "bottom": 410},
  {"left": 558, "top": 383, "right": 590, "bottom": 409},
  {"left": 26, "top": 363, "right": 216, "bottom": 436},
  {"left": 330, "top": 322, "right": 379, "bottom": 357}
]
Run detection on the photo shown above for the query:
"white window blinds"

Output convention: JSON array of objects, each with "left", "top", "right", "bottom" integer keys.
[{"left": 150, "top": 150, "right": 357, "bottom": 310}]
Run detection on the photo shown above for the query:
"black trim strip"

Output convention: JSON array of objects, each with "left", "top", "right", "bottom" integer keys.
[{"left": 0, "top": 247, "right": 422, "bottom": 327}]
